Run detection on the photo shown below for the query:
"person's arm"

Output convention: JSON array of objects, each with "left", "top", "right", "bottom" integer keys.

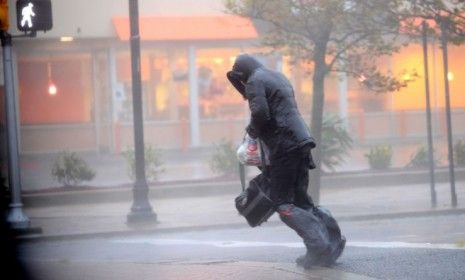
[
  {"left": 245, "top": 78, "right": 270, "bottom": 138},
  {"left": 226, "top": 71, "right": 245, "bottom": 98}
]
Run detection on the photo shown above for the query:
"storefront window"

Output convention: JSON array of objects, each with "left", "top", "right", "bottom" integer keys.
[
  {"left": 116, "top": 49, "right": 190, "bottom": 122},
  {"left": 196, "top": 48, "right": 247, "bottom": 120},
  {"left": 18, "top": 54, "right": 93, "bottom": 125},
  {"left": 116, "top": 48, "right": 251, "bottom": 122}
]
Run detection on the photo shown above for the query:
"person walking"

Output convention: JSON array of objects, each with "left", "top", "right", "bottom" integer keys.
[{"left": 227, "top": 53, "right": 345, "bottom": 268}]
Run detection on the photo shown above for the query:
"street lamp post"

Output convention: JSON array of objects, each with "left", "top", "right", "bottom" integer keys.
[
  {"left": 439, "top": 18, "right": 457, "bottom": 208},
  {"left": 421, "top": 21, "right": 437, "bottom": 208},
  {"left": 126, "top": 0, "right": 157, "bottom": 224}
]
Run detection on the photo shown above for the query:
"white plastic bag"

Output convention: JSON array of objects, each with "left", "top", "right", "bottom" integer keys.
[{"left": 237, "top": 134, "right": 269, "bottom": 166}]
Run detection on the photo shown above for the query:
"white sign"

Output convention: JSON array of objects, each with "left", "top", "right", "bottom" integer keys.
[{"left": 20, "top": 3, "right": 36, "bottom": 28}]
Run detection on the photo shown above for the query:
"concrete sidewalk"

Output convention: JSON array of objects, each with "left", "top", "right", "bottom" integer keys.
[
  {"left": 26, "top": 260, "right": 377, "bottom": 280},
  {"left": 18, "top": 180, "right": 465, "bottom": 241}
]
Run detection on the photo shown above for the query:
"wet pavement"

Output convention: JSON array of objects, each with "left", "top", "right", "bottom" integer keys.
[
  {"left": 25, "top": 260, "right": 378, "bottom": 280},
  {"left": 19, "top": 180, "right": 465, "bottom": 240}
]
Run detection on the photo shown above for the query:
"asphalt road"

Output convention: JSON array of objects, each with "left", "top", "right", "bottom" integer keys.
[{"left": 18, "top": 214, "right": 465, "bottom": 280}]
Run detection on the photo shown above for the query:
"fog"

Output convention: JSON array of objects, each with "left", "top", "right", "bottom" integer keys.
[{"left": 1, "top": 0, "right": 464, "bottom": 279}]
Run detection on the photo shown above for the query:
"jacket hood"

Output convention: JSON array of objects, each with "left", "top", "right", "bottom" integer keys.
[
  {"left": 226, "top": 54, "right": 263, "bottom": 98},
  {"left": 232, "top": 54, "right": 263, "bottom": 81}
]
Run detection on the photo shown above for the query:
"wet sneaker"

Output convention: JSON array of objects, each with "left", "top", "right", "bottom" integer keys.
[
  {"left": 325, "top": 235, "right": 346, "bottom": 266},
  {"left": 295, "top": 254, "right": 306, "bottom": 266},
  {"left": 295, "top": 253, "right": 318, "bottom": 270}
]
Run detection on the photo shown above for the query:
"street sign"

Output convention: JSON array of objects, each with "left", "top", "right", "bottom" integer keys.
[{"left": 16, "top": 0, "right": 52, "bottom": 32}]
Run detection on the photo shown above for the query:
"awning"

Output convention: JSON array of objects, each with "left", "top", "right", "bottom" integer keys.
[{"left": 112, "top": 15, "right": 258, "bottom": 41}]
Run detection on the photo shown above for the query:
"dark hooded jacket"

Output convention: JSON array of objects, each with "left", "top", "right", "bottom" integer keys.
[{"left": 227, "top": 54, "right": 315, "bottom": 159}]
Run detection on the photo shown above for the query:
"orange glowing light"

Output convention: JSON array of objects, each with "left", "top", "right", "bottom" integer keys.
[
  {"left": 48, "top": 82, "right": 57, "bottom": 95},
  {"left": 47, "top": 61, "right": 57, "bottom": 95}
]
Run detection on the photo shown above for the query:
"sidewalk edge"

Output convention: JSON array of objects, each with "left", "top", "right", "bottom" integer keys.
[{"left": 16, "top": 207, "right": 465, "bottom": 242}]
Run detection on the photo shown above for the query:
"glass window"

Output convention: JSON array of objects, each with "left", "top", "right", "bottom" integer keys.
[
  {"left": 196, "top": 48, "right": 247, "bottom": 120},
  {"left": 18, "top": 54, "right": 93, "bottom": 125},
  {"left": 116, "top": 49, "right": 190, "bottom": 122}
]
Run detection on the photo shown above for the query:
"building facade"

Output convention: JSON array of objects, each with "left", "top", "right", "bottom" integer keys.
[{"left": 2, "top": 0, "right": 465, "bottom": 155}]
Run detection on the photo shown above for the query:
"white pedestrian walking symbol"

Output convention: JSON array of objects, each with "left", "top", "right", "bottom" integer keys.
[{"left": 21, "top": 3, "right": 36, "bottom": 28}]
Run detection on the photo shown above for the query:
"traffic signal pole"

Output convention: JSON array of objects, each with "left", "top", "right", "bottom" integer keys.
[
  {"left": 1, "top": 31, "right": 30, "bottom": 230},
  {"left": 0, "top": 0, "right": 44, "bottom": 235}
]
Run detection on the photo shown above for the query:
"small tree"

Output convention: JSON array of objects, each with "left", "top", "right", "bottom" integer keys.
[
  {"left": 122, "top": 145, "right": 164, "bottom": 183},
  {"left": 365, "top": 145, "right": 393, "bottom": 170},
  {"left": 51, "top": 151, "right": 96, "bottom": 187},
  {"left": 406, "top": 145, "right": 441, "bottom": 168},
  {"left": 209, "top": 139, "right": 238, "bottom": 177},
  {"left": 321, "top": 114, "right": 353, "bottom": 172}
]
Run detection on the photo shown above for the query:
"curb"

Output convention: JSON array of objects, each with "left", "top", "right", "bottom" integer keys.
[
  {"left": 16, "top": 207, "right": 465, "bottom": 243},
  {"left": 336, "top": 207, "right": 465, "bottom": 221},
  {"left": 22, "top": 167, "right": 465, "bottom": 207},
  {"left": 321, "top": 167, "right": 465, "bottom": 188},
  {"left": 22, "top": 180, "right": 240, "bottom": 207}
]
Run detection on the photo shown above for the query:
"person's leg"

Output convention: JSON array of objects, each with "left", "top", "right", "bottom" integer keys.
[
  {"left": 293, "top": 158, "right": 314, "bottom": 210},
  {"left": 277, "top": 204, "right": 330, "bottom": 269},
  {"left": 292, "top": 146, "right": 314, "bottom": 210},
  {"left": 270, "top": 152, "right": 330, "bottom": 269},
  {"left": 290, "top": 147, "right": 345, "bottom": 266},
  {"left": 268, "top": 153, "right": 299, "bottom": 206},
  {"left": 313, "top": 206, "right": 346, "bottom": 266}
]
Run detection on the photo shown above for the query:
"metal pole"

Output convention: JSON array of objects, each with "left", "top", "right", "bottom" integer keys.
[
  {"left": 188, "top": 45, "right": 200, "bottom": 147},
  {"left": 439, "top": 19, "right": 457, "bottom": 207},
  {"left": 421, "top": 21, "right": 437, "bottom": 208},
  {"left": 1, "top": 31, "right": 30, "bottom": 229},
  {"left": 127, "top": 0, "right": 156, "bottom": 223}
]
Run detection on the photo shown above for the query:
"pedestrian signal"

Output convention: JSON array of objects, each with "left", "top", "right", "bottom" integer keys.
[{"left": 16, "top": 0, "right": 52, "bottom": 32}]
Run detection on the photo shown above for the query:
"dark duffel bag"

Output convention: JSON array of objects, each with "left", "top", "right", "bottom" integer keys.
[{"left": 235, "top": 165, "right": 275, "bottom": 227}]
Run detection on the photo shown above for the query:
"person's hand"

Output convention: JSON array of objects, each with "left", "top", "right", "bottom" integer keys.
[
  {"left": 246, "top": 125, "right": 258, "bottom": 139},
  {"left": 226, "top": 70, "right": 246, "bottom": 97}
]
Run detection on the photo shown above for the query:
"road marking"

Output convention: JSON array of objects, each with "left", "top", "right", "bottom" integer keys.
[
  {"left": 114, "top": 238, "right": 304, "bottom": 248},
  {"left": 349, "top": 241, "right": 464, "bottom": 250},
  {"left": 113, "top": 238, "right": 465, "bottom": 250},
  {"left": 390, "top": 234, "right": 418, "bottom": 239}
]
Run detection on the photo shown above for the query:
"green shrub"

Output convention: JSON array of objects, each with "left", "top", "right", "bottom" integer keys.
[
  {"left": 51, "top": 151, "right": 96, "bottom": 186},
  {"left": 122, "top": 145, "right": 164, "bottom": 183},
  {"left": 455, "top": 139, "right": 465, "bottom": 166},
  {"left": 209, "top": 139, "right": 238, "bottom": 176},
  {"left": 406, "top": 145, "right": 439, "bottom": 168},
  {"left": 365, "top": 145, "right": 392, "bottom": 170},
  {"left": 321, "top": 114, "right": 353, "bottom": 171}
]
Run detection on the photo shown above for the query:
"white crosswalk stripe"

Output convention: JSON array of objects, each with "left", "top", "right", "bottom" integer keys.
[{"left": 113, "top": 238, "right": 465, "bottom": 250}]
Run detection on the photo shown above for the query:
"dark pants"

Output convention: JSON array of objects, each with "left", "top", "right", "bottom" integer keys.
[
  {"left": 268, "top": 146, "right": 314, "bottom": 209},
  {"left": 269, "top": 146, "right": 330, "bottom": 261}
]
